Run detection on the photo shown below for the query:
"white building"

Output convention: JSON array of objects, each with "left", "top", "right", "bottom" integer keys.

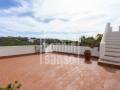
[{"left": 99, "top": 23, "right": 120, "bottom": 66}]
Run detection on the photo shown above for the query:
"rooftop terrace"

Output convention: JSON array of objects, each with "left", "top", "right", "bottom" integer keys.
[{"left": 0, "top": 53, "right": 120, "bottom": 90}]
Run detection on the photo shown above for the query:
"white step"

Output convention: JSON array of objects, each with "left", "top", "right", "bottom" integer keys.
[
  {"left": 105, "top": 51, "right": 120, "bottom": 57},
  {"left": 98, "top": 59, "right": 120, "bottom": 68},
  {"left": 105, "top": 45, "right": 120, "bottom": 49},
  {"left": 105, "top": 48, "right": 120, "bottom": 52},
  {"left": 105, "top": 39, "right": 120, "bottom": 42},
  {"left": 106, "top": 42, "right": 120, "bottom": 45},
  {"left": 102, "top": 56, "right": 120, "bottom": 63}
]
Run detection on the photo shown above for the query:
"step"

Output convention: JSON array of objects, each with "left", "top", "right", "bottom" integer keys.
[
  {"left": 105, "top": 39, "right": 120, "bottom": 42},
  {"left": 105, "top": 42, "right": 120, "bottom": 45},
  {"left": 105, "top": 48, "right": 120, "bottom": 52},
  {"left": 105, "top": 52, "right": 120, "bottom": 57},
  {"left": 102, "top": 56, "right": 120, "bottom": 63},
  {"left": 105, "top": 45, "right": 120, "bottom": 49},
  {"left": 98, "top": 59, "right": 120, "bottom": 69}
]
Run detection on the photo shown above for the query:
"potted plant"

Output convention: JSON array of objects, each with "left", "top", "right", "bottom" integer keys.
[{"left": 84, "top": 50, "right": 91, "bottom": 63}]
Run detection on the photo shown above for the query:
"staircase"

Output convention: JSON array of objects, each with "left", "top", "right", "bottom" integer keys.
[{"left": 99, "top": 23, "right": 120, "bottom": 67}]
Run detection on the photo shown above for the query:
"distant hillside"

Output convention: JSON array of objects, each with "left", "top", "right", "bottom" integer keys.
[
  {"left": 0, "top": 34, "right": 102, "bottom": 47},
  {"left": 0, "top": 37, "right": 33, "bottom": 46}
]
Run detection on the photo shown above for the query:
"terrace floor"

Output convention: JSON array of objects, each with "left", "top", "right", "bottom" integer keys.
[{"left": 0, "top": 53, "right": 120, "bottom": 90}]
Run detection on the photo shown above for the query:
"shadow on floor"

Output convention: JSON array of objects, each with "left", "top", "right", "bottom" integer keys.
[{"left": 101, "top": 65, "right": 119, "bottom": 73}]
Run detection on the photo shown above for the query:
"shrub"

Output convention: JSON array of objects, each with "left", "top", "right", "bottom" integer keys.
[
  {"left": 84, "top": 50, "right": 91, "bottom": 62},
  {"left": 0, "top": 81, "right": 22, "bottom": 90}
]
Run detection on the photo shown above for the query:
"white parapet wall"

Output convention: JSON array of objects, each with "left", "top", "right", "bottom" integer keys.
[
  {"left": 0, "top": 45, "right": 99, "bottom": 57},
  {"left": 0, "top": 45, "right": 43, "bottom": 57}
]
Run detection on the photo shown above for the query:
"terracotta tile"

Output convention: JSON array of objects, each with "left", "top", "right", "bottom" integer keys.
[{"left": 0, "top": 53, "right": 120, "bottom": 90}]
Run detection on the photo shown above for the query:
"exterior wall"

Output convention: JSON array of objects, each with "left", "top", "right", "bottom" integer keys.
[
  {"left": 100, "top": 43, "right": 105, "bottom": 58},
  {"left": 106, "top": 31, "right": 120, "bottom": 40},
  {"left": 100, "top": 23, "right": 120, "bottom": 64},
  {"left": 102, "top": 23, "right": 120, "bottom": 41},
  {"left": 0, "top": 45, "right": 42, "bottom": 57}
]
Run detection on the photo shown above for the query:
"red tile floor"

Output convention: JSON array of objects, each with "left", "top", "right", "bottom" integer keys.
[{"left": 0, "top": 53, "right": 120, "bottom": 90}]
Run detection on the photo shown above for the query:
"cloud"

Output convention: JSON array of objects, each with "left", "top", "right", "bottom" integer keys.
[
  {"left": 31, "top": 0, "right": 120, "bottom": 33},
  {"left": 0, "top": 16, "right": 46, "bottom": 32},
  {"left": 0, "top": 0, "right": 32, "bottom": 16},
  {"left": 32, "top": 0, "right": 120, "bottom": 18},
  {"left": 0, "top": 0, "right": 120, "bottom": 40}
]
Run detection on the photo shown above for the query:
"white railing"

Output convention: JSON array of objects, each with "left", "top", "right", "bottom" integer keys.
[{"left": 46, "top": 45, "right": 99, "bottom": 57}]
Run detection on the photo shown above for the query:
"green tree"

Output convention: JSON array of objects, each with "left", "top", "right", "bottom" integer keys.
[{"left": 79, "top": 34, "right": 103, "bottom": 48}]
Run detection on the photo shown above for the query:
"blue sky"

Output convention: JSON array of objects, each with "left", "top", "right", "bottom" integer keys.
[
  {"left": 0, "top": 0, "right": 21, "bottom": 9},
  {"left": 0, "top": 0, "right": 120, "bottom": 40}
]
